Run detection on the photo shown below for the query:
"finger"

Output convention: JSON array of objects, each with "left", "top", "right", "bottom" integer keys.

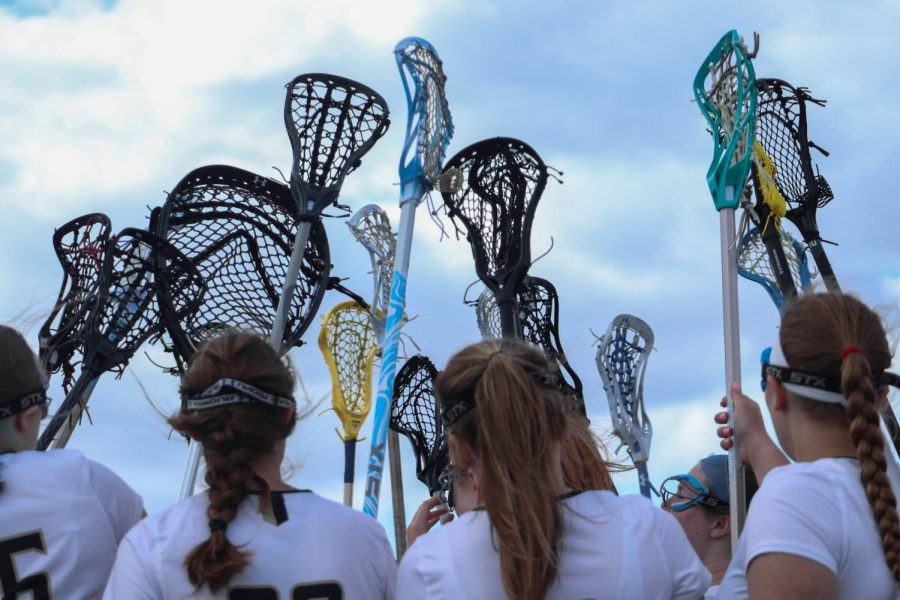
[
  {"left": 717, "top": 425, "right": 734, "bottom": 438},
  {"left": 714, "top": 411, "right": 730, "bottom": 424},
  {"left": 720, "top": 438, "right": 733, "bottom": 451},
  {"left": 720, "top": 397, "right": 728, "bottom": 408}
]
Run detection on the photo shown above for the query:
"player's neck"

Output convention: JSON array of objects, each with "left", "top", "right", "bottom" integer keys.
[{"left": 250, "top": 440, "right": 296, "bottom": 492}]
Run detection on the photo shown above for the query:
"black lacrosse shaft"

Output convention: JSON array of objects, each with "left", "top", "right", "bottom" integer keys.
[
  {"left": 496, "top": 290, "right": 520, "bottom": 338},
  {"left": 343, "top": 438, "right": 356, "bottom": 506},
  {"left": 787, "top": 208, "right": 840, "bottom": 293},
  {"left": 751, "top": 168, "right": 800, "bottom": 304},
  {"left": 37, "top": 368, "right": 97, "bottom": 450}
]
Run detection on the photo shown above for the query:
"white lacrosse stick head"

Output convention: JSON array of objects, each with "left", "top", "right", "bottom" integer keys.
[
  {"left": 595, "top": 314, "right": 654, "bottom": 464},
  {"left": 474, "top": 286, "right": 502, "bottom": 340},
  {"left": 347, "top": 204, "right": 397, "bottom": 344}
]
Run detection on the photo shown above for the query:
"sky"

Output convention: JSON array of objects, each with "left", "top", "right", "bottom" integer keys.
[{"left": 2, "top": 0, "right": 899, "bottom": 549}]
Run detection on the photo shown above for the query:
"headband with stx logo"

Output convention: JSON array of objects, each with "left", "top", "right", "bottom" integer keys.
[{"left": 182, "top": 378, "right": 294, "bottom": 412}]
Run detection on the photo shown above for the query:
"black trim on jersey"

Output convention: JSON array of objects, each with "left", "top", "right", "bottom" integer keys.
[{"left": 272, "top": 493, "right": 288, "bottom": 525}]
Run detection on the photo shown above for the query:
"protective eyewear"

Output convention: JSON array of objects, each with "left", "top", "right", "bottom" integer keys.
[{"left": 660, "top": 473, "right": 728, "bottom": 513}]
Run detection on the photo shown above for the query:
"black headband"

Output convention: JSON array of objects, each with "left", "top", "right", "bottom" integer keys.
[
  {"left": 762, "top": 364, "right": 900, "bottom": 395},
  {"left": 182, "top": 378, "right": 294, "bottom": 412},
  {"left": 0, "top": 390, "right": 48, "bottom": 420},
  {"left": 440, "top": 366, "right": 561, "bottom": 425}
]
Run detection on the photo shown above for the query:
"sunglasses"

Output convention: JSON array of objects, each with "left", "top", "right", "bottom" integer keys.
[{"left": 660, "top": 473, "right": 728, "bottom": 513}]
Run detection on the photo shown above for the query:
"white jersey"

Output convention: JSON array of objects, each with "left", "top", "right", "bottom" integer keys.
[
  {"left": 397, "top": 490, "right": 711, "bottom": 599},
  {"left": 0, "top": 449, "right": 143, "bottom": 599},
  {"left": 719, "top": 457, "right": 900, "bottom": 599},
  {"left": 104, "top": 489, "right": 396, "bottom": 600}
]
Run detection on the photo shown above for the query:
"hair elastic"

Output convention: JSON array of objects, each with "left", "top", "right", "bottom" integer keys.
[
  {"left": 842, "top": 345, "right": 863, "bottom": 361},
  {"left": 208, "top": 518, "right": 228, "bottom": 533}
]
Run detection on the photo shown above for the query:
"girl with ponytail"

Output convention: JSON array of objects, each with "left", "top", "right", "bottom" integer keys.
[
  {"left": 717, "top": 293, "right": 900, "bottom": 598},
  {"left": 104, "top": 330, "right": 396, "bottom": 599},
  {"left": 396, "top": 339, "right": 710, "bottom": 600}
]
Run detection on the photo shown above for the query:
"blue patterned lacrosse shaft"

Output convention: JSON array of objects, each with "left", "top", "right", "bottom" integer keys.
[{"left": 363, "top": 37, "right": 453, "bottom": 517}]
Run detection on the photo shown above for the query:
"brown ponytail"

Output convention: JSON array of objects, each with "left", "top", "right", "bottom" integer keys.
[
  {"left": 168, "top": 331, "right": 296, "bottom": 592},
  {"left": 781, "top": 293, "right": 900, "bottom": 582},
  {"left": 436, "top": 340, "right": 567, "bottom": 600},
  {"left": 562, "top": 412, "right": 623, "bottom": 493}
]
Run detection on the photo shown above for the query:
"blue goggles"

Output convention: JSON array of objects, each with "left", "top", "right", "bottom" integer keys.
[
  {"left": 660, "top": 473, "right": 728, "bottom": 513},
  {"left": 760, "top": 346, "right": 772, "bottom": 391}
]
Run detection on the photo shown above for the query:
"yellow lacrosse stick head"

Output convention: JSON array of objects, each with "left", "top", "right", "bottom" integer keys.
[
  {"left": 753, "top": 140, "right": 787, "bottom": 233},
  {"left": 318, "top": 301, "right": 378, "bottom": 442}
]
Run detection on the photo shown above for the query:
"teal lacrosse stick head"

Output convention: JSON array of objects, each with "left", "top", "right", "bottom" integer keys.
[
  {"left": 394, "top": 37, "right": 454, "bottom": 206},
  {"left": 693, "top": 30, "right": 758, "bottom": 211}
]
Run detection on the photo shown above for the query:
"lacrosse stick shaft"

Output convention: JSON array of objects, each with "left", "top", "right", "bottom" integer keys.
[
  {"left": 388, "top": 429, "right": 407, "bottom": 557},
  {"left": 636, "top": 462, "right": 652, "bottom": 498},
  {"left": 343, "top": 438, "right": 356, "bottom": 506},
  {"left": 759, "top": 226, "right": 799, "bottom": 304},
  {"left": 269, "top": 220, "right": 314, "bottom": 352},
  {"left": 496, "top": 295, "right": 519, "bottom": 338},
  {"left": 805, "top": 238, "right": 841, "bottom": 293},
  {"left": 179, "top": 441, "right": 203, "bottom": 500},
  {"left": 364, "top": 204, "right": 416, "bottom": 517},
  {"left": 720, "top": 207, "right": 747, "bottom": 547},
  {"left": 38, "top": 370, "right": 97, "bottom": 450}
]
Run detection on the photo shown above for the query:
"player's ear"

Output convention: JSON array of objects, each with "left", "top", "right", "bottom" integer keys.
[{"left": 710, "top": 511, "right": 731, "bottom": 539}]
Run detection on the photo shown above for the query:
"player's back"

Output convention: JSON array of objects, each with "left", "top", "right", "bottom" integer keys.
[
  {"left": 0, "top": 449, "right": 144, "bottom": 599},
  {"left": 104, "top": 490, "right": 396, "bottom": 600}
]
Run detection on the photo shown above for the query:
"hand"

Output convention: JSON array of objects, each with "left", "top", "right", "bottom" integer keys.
[
  {"left": 714, "top": 382, "right": 787, "bottom": 481},
  {"left": 406, "top": 496, "right": 453, "bottom": 549}
]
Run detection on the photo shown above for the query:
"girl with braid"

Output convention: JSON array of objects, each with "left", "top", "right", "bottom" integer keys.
[
  {"left": 104, "top": 331, "right": 396, "bottom": 599},
  {"left": 716, "top": 293, "right": 900, "bottom": 598},
  {"left": 397, "top": 339, "right": 710, "bottom": 600}
]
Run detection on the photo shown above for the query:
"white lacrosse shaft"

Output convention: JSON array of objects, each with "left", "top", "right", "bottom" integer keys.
[
  {"left": 719, "top": 199, "right": 746, "bottom": 550},
  {"left": 179, "top": 438, "right": 203, "bottom": 499},
  {"left": 48, "top": 379, "right": 99, "bottom": 450},
  {"left": 388, "top": 429, "right": 407, "bottom": 557},
  {"left": 269, "top": 219, "right": 314, "bottom": 351},
  {"left": 364, "top": 202, "right": 416, "bottom": 518}
]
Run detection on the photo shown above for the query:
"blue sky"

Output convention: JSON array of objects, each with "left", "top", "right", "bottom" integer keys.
[{"left": 2, "top": 0, "right": 899, "bottom": 546}]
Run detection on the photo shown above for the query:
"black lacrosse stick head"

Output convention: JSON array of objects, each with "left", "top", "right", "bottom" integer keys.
[
  {"left": 38, "top": 213, "right": 111, "bottom": 391},
  {"left": 441, "top": 137, "right": 549, "bottom": 298},
  {"left": 155, "top": 165, "right": 331, "bottom": 370},
  {"left": 517, "top": 276, "right": 585, "bottom": 415},
  {"left": 389, "top": 354, "right": 446, "bottom": 495},
  {"left": 284, "top": 73, "right": 390, "bottom": 216},
  {"left": 755, "top": 78, "right": 832, "bottom": 214},
  {"left": 83, "top": 228, "right": 206, "bottom": 375}
]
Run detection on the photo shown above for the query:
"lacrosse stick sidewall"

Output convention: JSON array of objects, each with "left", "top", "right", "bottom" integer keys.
[{"left": 36, "top": 367, "right": 96, "bottom": 451}]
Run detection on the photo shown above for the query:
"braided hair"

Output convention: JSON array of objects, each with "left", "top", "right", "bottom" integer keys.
[{"left": 168, "top": 330, "right": 296, "bottom": 592}]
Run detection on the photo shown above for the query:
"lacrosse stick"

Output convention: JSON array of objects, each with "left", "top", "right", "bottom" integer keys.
[
  {"left": 346, "top": 204, "right": 409, "bottom": 550},
  {"left": 694, "top": 30, "right": 757, "bottom": 541},
  {"left": 754, "top": 78, "right": 839, "bottom": 292},
  {"left": 364, "top": 37, "right": 454, "bottom": 518},
  {"left": 347, "top": 204, "right": 396, "bottom": 346},
  {"left": 473, "top": 277, "right": 585, "bottom": 414},
  {"left": 37, "top": 228, "right": 205, "bottom": 450},
  {"left": 596, "top": 315, "right": 655, "bottom": 498},
  {"left": 270, "top": 74, "right": 390, "bottom": 351},
  {"left": 442, "top": 137, "right": 551, "bottom": 338},
  {"left": 390, "top": 354, "right": 449, "bottom": 557},
  {"left": 317, "top": 300, "right": 378, "bottom": 507},
  {"left": 38, "top": 213, "right": 111, "bottom": 394},
  {"left": 155, "top": 164, "right": 331, "bottom": 499},
  {"left": 738, "top": 224, "right": 813, "bottom": 312}
]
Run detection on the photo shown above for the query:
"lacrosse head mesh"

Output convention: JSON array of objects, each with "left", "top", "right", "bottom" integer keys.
[
  {"left": 693, "top": 30, "right": 758, "bottom": 210},
  {"left": 475, "top": 286, "right": 502, "bottom": 340},
  {"left": 738, "top": 225, "right": 814, "bottom": 311},
  {"left": 346, "top": 204, "right": 396, "bottom": 343},
  {"left": 389, "top": 354, "right": 445, "bottom": 494},
  {"left": 156, "top": 165, "right": 331, "bottom": 370},
  {"left": 38, "top": 213, "right": 111, "bottom": 391},
  {"left": 394, "top": 37, "right": 454, "bottom": 203},
  {"left": 755, "top": 78, "right": 832, "bottom": 211},
  {"left": 283, "top": 73, "right": 390, "bottom": 216},
  {"left": 85, "top": 228, "right": 206, "bottom": 375},
  {"left": 318, "top": 301, "right": 378, "bottom": 441},
  {"left": 442, "top": 137, "right": 548, "bottom": 295},
  {"left": 596, "top": 314, "right": 654, "bottom": 464}
]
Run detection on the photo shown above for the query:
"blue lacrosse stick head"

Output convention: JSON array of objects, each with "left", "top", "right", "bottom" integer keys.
[
  {"left": 394, "top": 36, "right": 454, "bottom": 206},
  {"left": 693, "top": 30, "right": 758, "bottom": 211}
]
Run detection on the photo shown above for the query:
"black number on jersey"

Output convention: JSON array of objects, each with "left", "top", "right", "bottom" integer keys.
[
  {"left": 229, "top": 581, "right": 342, "bottom": 599},
  {"left": 0, "top": 530, "right": 51, "bottom": 599}
]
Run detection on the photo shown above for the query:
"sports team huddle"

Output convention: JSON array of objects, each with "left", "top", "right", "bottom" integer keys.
[{"left": 2, "top": 31, "right": 900, "bottom": 600}]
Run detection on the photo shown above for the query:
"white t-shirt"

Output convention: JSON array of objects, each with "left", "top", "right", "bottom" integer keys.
[
  {"left": 103, "top": 489, "right": 396, "bottom": 600},
  {"left": 397, "top": 490, "right": 711, "bottom": 599},
  {"left": 0, "top": 449, "right": 143, "bottom": 599},
  {"left": 719, "top": 457, "right": 900, "bottom": 599}
]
